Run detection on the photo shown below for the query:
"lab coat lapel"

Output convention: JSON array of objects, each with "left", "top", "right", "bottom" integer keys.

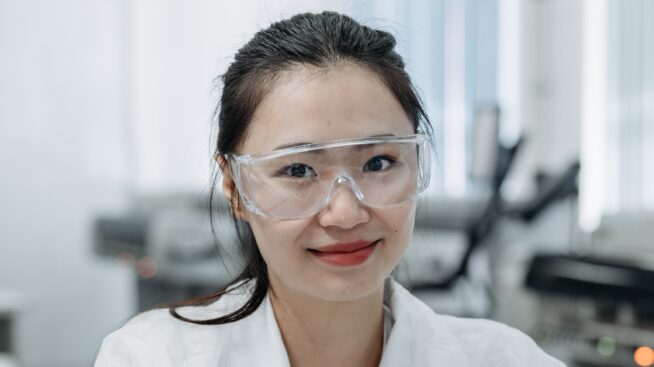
[
  {"left": 379, "top": 280, "right": 469, "bottom": 366},
  {"left": 217, "top": 279, "right": 470, "bottom": 366},
  {"left": 217, "top": 292, "right": 291, "bottom": 366}
]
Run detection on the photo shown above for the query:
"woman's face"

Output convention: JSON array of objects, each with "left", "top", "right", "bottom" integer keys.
[{"left": 231, "top": 64, "right": 416, "bottom": 302}]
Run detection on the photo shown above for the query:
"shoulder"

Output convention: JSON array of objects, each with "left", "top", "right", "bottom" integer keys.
[
  {"left": 434, "top": 314, "right": 564, "bottom": 366},
  {"left": 94, "top": 280, "right": 255, "bottom": 367},
  {"left": 386, "top": 279, "right": 565, "bottom": 367}
]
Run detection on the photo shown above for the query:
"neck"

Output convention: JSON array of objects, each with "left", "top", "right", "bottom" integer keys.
[{"left": 268, "top": 275, "right": 385, "bottom": 367}]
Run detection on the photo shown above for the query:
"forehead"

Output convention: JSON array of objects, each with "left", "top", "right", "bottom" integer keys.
[{"left": 239, "top": 64, "right": 414, "bottom": 154}]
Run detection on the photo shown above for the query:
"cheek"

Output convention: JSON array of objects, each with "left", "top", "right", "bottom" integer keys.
[
  {"left": 377, "top": 204, "right": 416, "bottom": 255},
  {"left": 246, "top": 215, "right": 310, "bottom": 267}
]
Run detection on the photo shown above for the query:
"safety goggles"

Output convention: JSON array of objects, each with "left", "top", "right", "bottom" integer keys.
[{"left": 225, "top": 133, "right": 431, "bottom": 220}]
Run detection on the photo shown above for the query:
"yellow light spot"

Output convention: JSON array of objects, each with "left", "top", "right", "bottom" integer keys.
[{"left": 634, "top": 346, "right": 654, "bottom": 367}]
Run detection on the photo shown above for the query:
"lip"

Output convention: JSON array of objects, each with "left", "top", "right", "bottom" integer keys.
[{"left": 308, "top": 239, "right": 380, "bottom": 267}]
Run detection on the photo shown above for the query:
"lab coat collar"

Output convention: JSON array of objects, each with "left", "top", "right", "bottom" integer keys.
[
  {"left": 379, "top": 278, "right": 469, "bottom": 366},
  {"left": 215, "top": 285, "right": 291, "bottom": 366},
  {"left": 215, "top": 278, "right": 466, "bottom": 367}
]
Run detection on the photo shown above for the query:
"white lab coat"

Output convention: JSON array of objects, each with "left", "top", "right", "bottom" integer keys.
[{"left": 95, "top": 278, "right": 565, "bottom": 366}]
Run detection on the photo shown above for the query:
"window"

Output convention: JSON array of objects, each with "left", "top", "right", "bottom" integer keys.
[
  {"left": 354, "top": 0, "right": 499, "bottom": 198},
  {"left": 581, "top": 0, "right": 654, "bottom": 231}
]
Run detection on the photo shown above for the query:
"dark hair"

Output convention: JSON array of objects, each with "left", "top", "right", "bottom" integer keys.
[{"left": 169, "top": 11, "right": 432, "bottom": 325}]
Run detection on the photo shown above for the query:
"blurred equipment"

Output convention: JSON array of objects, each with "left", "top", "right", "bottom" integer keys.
[
  {"left": 469, "top": 105, "right": 500, "bottom": 182},
  {"left": 94, "top": 194, "right": 243, "bottom": 311},
  {"left": 439, "top": 116, "right": 654, "bottom": 367},
  {"left": 0, "top": 290, "right": 21, "bottom": 367},
  {"left": 497, "top": 211, "right": 654, "bottom": 367},
  {"left": 411, "top": 139, "right": 525, "bottom": 290},
  {"left": 590, "top": 211, "right": 654, "bottom": 266},
  {"left": 525, "top": 253, "right": 654, "bottom": 367}
]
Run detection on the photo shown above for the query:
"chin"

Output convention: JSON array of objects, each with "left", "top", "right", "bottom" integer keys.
[{"left": 307, "top": 270, "right": 388, "bottom": 303}]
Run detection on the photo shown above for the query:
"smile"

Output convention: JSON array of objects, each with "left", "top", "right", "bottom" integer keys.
[{"left": 308, "top": 239, "right": 381, "bottom": 267}]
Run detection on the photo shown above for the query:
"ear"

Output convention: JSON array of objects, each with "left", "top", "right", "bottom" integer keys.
[{"left": 215, "top": 154, "right": 249, "bottom": 222}]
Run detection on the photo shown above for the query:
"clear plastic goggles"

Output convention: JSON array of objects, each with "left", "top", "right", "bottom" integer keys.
[{"left": 225, "top": 133, "right": 431, "bottom": 220}]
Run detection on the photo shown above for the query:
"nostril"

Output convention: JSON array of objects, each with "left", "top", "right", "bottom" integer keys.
[{"left": 317, "top": 190, "right": 371, "bottom": 229}]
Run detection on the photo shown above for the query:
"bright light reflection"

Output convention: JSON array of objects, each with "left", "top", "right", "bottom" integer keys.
[
  {"left": 443, "top": 0, "right": 467, "bottom": 197},
  {"left": 580, "top": 0, "right": 608, "bottom": 232}
]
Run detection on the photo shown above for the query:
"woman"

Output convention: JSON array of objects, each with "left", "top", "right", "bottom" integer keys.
[{"left": 95, "top": 11, "right": 564, "bottom": 367}]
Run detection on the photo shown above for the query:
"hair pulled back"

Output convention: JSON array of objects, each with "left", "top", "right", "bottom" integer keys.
[{"left": 169, "top": 11, "right": 431, "bottom": 325}]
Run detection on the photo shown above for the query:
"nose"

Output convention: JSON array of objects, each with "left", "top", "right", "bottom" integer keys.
[{"left": 317, "top": 177, "right": 370, "bottom": 229}]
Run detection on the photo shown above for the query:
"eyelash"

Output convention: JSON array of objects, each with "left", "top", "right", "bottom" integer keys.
[
  {"left": 363, "top": 155, "right": 396, "bottom": 172},
  {"left": 277, "top": 163, "right": 316, "bottom": 178},
  {"left": 276, "top": 155, "right": 398, "bottom": 178}
]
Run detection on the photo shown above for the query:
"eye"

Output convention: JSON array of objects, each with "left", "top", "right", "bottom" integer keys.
[
  {"left": 282, "top": 163, "right": 316, "bottom": 178},
  {"left": 364, "top": 156, "right": 394, "bottom": 172}
]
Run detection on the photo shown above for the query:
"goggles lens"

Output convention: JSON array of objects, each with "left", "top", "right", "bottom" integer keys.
[{"left": 230, "top": 134, "right": 430, "bottom": 220}]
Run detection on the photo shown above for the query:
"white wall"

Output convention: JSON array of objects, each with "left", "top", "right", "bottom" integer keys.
[
  {"left": 128, "top": 0, "right": 359, "bottom": 193},
  {"left": 526, "top": 0, "right": 582, "bottom": 174},
  {"left": 0, "top": 1, "right": 134, "bottom": 366},
  {"left": 502, "top": 0, "right": 583, "bottom": 201}
]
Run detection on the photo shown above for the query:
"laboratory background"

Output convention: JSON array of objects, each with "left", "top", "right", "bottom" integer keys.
[{"left": 0, "top": 0, "right": 652, "bottom": 366}]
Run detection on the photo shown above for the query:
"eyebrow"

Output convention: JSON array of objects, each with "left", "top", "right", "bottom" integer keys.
[{"left": 272, "top": 133, "right": 396, "bottom": 150}]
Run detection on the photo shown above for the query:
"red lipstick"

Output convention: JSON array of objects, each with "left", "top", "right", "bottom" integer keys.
[{"left": 309, "top": 240, "right": 380, "bottom": 266}]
